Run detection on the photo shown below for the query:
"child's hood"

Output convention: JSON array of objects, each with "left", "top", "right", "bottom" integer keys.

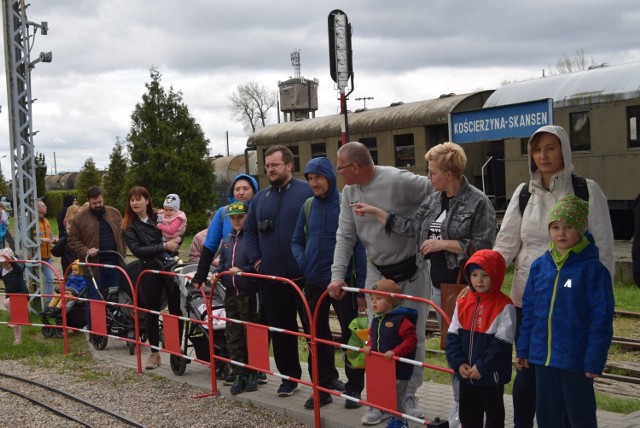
[{"left": 463, "top": 249, "right": 506, "bottom": 296}]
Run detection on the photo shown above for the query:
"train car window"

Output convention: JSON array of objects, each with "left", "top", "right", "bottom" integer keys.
[
  {"left": 426, "top": 124, "right": 448, "bottom": 150},
  {"left": 628, "top": 105, "right": 640, "bottom": 148},
  {"left": 393, "top": 134, "right": 415, "bottom": 168},
  {"left": 569, "top": 111, "right": 591, "bottom": 151},
  {"left": 290, "top": 145, "right": 301, "bottom": 172},
  {"left": 520, "top": 138, "right": 529, "bottom": 155},
  {"left": 311, "top": 143, "right": 327, "bottom": 158},
  {"left": 359, "top": 137, "right": 378, "bottom": 164}
]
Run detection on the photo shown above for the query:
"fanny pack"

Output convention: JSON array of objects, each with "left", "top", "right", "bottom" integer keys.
[{"left": 374, "top": 256, "right": 418, "bottom": 283}]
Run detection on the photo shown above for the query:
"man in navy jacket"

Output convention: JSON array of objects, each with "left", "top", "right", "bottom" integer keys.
[{"left": 244, "top": 145, "right": 313, "bottom": 397}]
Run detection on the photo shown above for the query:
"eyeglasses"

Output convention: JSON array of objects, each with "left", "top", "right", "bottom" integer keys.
[
  {"left": 336, "top": 163, "right": 356, "bottom": 172},
  {"left": 264, "top": 162, "right": 285, "bottom": 170},
  {"left": 427, "top": 169, "right": 448, "bottom": 178}
]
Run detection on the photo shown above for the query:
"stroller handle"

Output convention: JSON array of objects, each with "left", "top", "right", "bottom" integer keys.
[{"left": 84, "top": 250, "right": 127, "bottom": 265}]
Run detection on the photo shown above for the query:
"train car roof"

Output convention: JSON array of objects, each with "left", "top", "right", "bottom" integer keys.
[
  {"left": 247, "top": 91, "right": 493, "bottom": 147},
  {"left": 484, "top": 61, "right": 640, "bottom": 109}
]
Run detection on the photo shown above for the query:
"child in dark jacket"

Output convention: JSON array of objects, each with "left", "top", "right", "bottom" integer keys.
[
  {"left": 0, "top": 248, "right": 28, "bottom": 345},
  {"left": 516, "top": 196, "right": 614, "bottom": 428},
  {"left": 446, "top": 249, "right": 516, "bottom": 428},
  {"left": 363, "top": 279, "right": 417, "bottom": 428},
  {"left": 214, "top": 201, "right": 260, "bottom": 395}
]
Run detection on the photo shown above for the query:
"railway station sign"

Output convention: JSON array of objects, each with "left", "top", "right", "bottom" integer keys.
[{"left": 449, "top": 98, "right": 553, "bottom": 143}]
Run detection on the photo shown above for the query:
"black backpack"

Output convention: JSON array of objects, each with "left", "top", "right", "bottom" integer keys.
[{"left": 518, "top": 173, "right": 589, "bottom": 216}]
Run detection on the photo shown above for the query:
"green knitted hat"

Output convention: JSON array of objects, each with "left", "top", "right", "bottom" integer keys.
[{"left": 547, "top": 195, "right": 589, "bottom": 235}]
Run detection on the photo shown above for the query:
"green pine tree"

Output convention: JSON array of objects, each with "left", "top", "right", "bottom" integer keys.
[
  {"left": 125, "top": 67, "right": 215, "bottom": 232},
  {"left": 103, "top": 138, "right": 129, "bottom": 212},
  {"left": 35, "top": 152, "right": 47, "bottom": 198},
  {"left": 76, "top": 157, "right": 103, "bottom": 204}
]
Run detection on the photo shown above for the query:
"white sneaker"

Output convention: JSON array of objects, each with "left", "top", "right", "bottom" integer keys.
[
  {"left": 448, "top": 402, "right": 460, "bottom": 428},
  {"left": 404, "top": 393, "right": 425, "bottom": 418},
  {"left": 361, "top": 407, "right": 390, "bottom": 425}
]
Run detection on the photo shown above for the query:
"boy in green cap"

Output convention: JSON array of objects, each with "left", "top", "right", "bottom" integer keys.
[
  {"left": 214, "top": 201, "right": 260, "bottom": 395},
  {"left": 516, "top": 195, "right": 614, "bottom": 428}
]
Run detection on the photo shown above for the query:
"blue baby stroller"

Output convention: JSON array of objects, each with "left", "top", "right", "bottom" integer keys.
[{"left": 41, "top": 267, "right": 87, "bottom": 338}]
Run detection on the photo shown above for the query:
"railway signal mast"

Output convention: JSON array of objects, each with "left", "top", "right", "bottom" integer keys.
[
  {"left": 2, "top": 0, "right": 51, "bottom": 292},
  {"left": 328, "top": 9, "right": 354, "bottom": 145}
]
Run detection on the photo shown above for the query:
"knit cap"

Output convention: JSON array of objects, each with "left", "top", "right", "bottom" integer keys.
[
  {"left": 372, "top": 278, "right": 401, "bottom": 306},
  {"left": 547, "top": 195, "right": 589, "bottom": 235},
  {"left": 0, "top": 247, "right": 15, "bottom": 261},
  {"left": 163, "top": 194, "right": 181, "bottom": 211},
  {"left": 226, "top": 201, "right": 248, "bottom": 216}
]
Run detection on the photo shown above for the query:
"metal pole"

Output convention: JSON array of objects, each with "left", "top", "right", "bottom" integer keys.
[{"left": 340, "top": 91, "right": 349, "bottom": 145}]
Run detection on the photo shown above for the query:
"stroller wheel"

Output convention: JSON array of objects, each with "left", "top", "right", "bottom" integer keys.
[
  {"left": 127, "top": 342, "right": 136, "bottom": 356},
  {"left": 91, "top": 334, "right": 108, "bottom": 350},
  {"left": 170, "top": 354, "right": 187, "bottom": 376},
  {"left": 41, "top": 326, "right": 54, "bottom": 338},
  {"left": 54, "top": 327, "right": 64, "bottom": 338}
]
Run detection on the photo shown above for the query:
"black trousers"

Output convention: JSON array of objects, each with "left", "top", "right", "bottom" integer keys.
[
  {"left": 140, "top": 273, "right": 183, "bottom": 350},
  {"left": 260, "top": 278, "right": 304, "bottom": 380},
  {"left": 513, "top": 306, "right": 536, "bottom": 428},
  {"left": 331, "top": 289, "right": 365, "bottom": 394},
  {"left": 459, "top": 381, "right": 505, "bottom": 428}
]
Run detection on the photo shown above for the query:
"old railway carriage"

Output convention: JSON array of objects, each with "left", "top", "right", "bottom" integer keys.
[
  {"left": 245, "top": 90, "right": 496, "bottom": 193},
  {"left": 484, "top": 61, "right": 640, "bottom": 239},
  {"left": 245, "top": 62, "right": 640, "bottom": 238}
]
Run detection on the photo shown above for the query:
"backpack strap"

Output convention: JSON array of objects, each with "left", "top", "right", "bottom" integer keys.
[
  {"left": 518, "top": 173, "right": 590, "bottom": 216},
  {"left": 303, "top": 197, "right": 313, "bottom": 240},
  {"left": 219, "top": 205, "right": 227, "bottom": 224}
]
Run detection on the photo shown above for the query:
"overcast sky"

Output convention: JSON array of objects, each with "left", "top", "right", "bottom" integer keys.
[{"left": 1, "top": 0, "right": 639, "bottom": 177}]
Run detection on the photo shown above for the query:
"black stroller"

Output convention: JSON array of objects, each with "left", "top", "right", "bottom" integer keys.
[
  {"left": 170, "top": 263, "right": 229, "bottom": 378},
  {"left": 86, "top": 251, "right": 148, "bottom": 355},
  {"left": 41, "top": 277, "right": 87, "bottom": 338}
]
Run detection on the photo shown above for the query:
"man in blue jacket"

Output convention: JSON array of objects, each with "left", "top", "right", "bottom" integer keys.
[
  {"left": 291, "top": 157, "right": 367, "bottom": 410},
  {"left": 244, "top": 145, "right": 313, "bottom": 397}
]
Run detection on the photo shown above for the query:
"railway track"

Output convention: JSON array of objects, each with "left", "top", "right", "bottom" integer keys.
[{"left": 0, "top": 371, "right": 144, "bottom": 428}]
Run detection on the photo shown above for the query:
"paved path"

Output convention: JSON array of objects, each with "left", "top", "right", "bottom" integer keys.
[{"left": 90, "top": 338, "right": 640, "bottom": 428}]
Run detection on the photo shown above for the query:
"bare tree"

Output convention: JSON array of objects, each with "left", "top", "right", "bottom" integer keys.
[
  {"left": 549, "top": 49, "right": 596, "bottom": 75},
  {"left": 229, "top": 81, "right": 277, "bottom": 133}
]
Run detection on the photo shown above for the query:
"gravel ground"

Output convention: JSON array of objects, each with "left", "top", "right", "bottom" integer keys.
[{"left": 0, "top": 359, "right": 306, "bottom": 428}]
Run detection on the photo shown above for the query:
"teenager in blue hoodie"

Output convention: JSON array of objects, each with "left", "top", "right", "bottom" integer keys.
[{"left": 291, "top": 157, "right": 367, "bottom": 409}]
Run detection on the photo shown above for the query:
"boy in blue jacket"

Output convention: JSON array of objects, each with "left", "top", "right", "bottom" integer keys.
[
  {"left": 446, "top": 249, "right": 516, "bottom": 428},
  {"left": 214, "top": 201, "right": 260, "bottom": 395},
  {"left": 516, "top": 196, "right": 614, "bottom": 428},
  {"left": 363, "top": 279, "right": 417, "bottom": 428}
]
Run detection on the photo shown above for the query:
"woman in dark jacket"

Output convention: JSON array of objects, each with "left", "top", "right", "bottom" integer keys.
[{"left": 121, "top": 186, "right": 182, "bottom": 370}]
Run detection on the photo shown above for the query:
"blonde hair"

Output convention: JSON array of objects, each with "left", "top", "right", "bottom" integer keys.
[
  {"left": 64, "top": 204, "right": 81, "bottom": 230},
  {"left": 425, "top": 142, "right": 467, "bottom": 179}
]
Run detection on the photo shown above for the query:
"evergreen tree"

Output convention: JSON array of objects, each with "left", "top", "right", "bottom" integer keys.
[
  {"left": 0, "top": 168, "right": 8, "bottom": 197},
  {"left": 76, "top": 157, "right": 102, "bottom": 204},
  {"left": 126, "top": 67, "right": 215, "bottom": 232},
  {"left": 35, "top": 152, "right": 47, "bottom": 198},
  {"left": 103, "top": 137, "right": 129, "bottom": 211}
]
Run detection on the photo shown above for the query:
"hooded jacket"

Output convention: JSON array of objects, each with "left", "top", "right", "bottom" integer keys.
[
  {"left": 369, "top": 306, "right": 418, "bottom": 381},
  {"left": 203, "top": 174, "right": 259, "bottom": 253},
  {"left": 214, "top": 228, "right": 257, "bottom": 296},
  {"left": 446, "top": 249, "right": 516, "bottom": 387},
  {"left": 291, "top": 157, "right": 366, "bottom": 289},
  {"left": 516, "top": 234, "right": 614, "bottom": 374},
  {"left": 494, "top": 125, "right": 615, "bottom": 307}
]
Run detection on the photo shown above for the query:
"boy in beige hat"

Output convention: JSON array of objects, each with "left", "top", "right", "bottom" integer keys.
[{"left": 362, "top": 279, "right": 417, "bottom": 428}]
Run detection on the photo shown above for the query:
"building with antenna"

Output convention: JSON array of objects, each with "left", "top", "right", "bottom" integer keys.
[{"left": 278, "top": 50, "right": 319, "bottom": 122}]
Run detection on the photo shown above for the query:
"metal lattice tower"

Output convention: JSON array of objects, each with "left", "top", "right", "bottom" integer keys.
[{"left": 2, "top": 0, "right": 46, "bottom": 290}]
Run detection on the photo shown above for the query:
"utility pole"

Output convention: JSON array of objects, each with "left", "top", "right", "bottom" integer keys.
[
  {"left": 355, "top": 97, "right": 374, "bottom": 109},
  {"left": 2, "top": 0, "right": 52, "bottom": 301}
]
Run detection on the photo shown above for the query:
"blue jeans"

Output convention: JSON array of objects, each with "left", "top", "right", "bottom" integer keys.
[
  {"left": 85, "top": 267, "right": 120, "bottom": 329},
  {"left": 41, "top": 257, "right": 55, "bottom": 302}
]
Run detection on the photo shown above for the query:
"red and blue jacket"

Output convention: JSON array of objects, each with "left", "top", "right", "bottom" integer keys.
[
  {"left": 369, "top": 306, "right": 417, "bottom": 381},
  {"left": 446, "top": 249, "right": 516, "bottom": 386}
]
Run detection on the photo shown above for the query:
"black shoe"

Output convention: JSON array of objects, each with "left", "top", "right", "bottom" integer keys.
[
  {"left": 257, "top": 371, "right": 268, "bottom": 384},
  {"left": 345, "top": 391, "right": 363, "bottom": 409},
  {"left": 223, "top": 373, "right": 235, "bottom": 386},
  {"left": 230, "top": 374, "right": 245, "bottom": 395},
  {"left": 331, "top": 378, "right": 346, "bottom": 392},
  {"left": 304, "top": 392, "right": 333, "bottom": 409},
  {"left": 244, "top": 372, "right": 258, "bottom": 392},
  {"left": 277, "top": 380, "right": 299, "bottom": 397}
]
